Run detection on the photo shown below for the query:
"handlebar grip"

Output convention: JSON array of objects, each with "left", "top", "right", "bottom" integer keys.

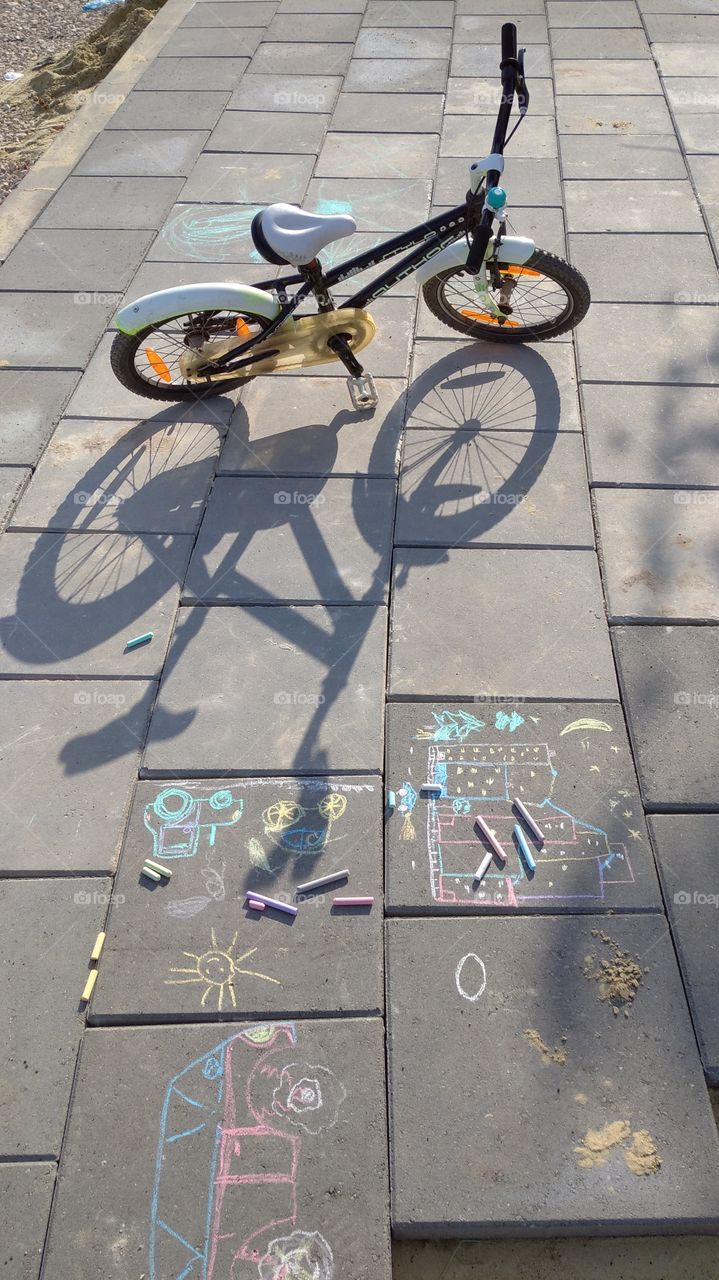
[{"left": 501, "top": 22, "right": 517, "bottom": 62}]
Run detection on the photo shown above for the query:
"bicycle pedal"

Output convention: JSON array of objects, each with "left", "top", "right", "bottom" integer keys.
[{"left": 347, "top": 373, "right": 378, "bottom": 409}]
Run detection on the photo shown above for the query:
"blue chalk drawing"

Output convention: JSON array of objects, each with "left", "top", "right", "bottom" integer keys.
[{"left": 144, "top": 787, "right": 243, "bottom": 861}]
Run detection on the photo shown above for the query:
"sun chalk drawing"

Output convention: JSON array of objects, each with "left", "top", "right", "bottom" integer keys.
[
  {"left": 166, "top": 929, "right": 280, "bottom": 1011},
  {"left": 149, "top": 1023, "right": 342, "bottom": 1279},
  {"left": 455, "top": 953, "right": 487, "bottom": 1002}
]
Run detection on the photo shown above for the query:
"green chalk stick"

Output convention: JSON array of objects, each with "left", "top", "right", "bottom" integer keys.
[
  {"left": 145, "top": 858, "right": 172, "bottom": 878},
  {"left": 142, "top": 865, "right": 162, "bottom": 882},
  {"left": 125, "top": 631, "right": 153, "bottom": 651}
]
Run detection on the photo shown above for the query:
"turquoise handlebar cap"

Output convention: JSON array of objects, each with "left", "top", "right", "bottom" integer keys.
[{"left": 486, "top": 186, "right": 507, "bottom": 210}]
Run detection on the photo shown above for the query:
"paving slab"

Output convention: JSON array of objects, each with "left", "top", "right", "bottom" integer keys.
[
  {"left": 445, "top": 75, "right": 555, "bottom": 114},
  {"left": 180, "top": 151, "right": 315, "bottom": 204},
  {"left": 122, "top": 260, "right": 278, "bottom": 297},
  {"left": 229, "top": 73, "right": 342, "bottom": 112},
  {"left": 0, "top": 531, "right": 191, "bottom": 676},
  {"left": 554, "top": 59, "right": 662, "bottom": 94},
  {"left": 306, "top": 176, "right": 431, "bottom": 228},
  {"left": 266, "top": 10, "right": 362, "bottom": 38},
  {"left": 0, "top": 1163, "right": 55, "bottom": 1280},
  {"left": 457, "top": 0, "right": 546, "bottom": 9},
  {"left": 159, "top": 25, "right": 263, "bottom": 56},
  {"left": 645, "top": 13, "right": 719, "bottom": 39},
  {"left": 0, "top": 680, "right": 153, "bottom": 874},
  {"left": 42, "top": 1019, "right": 391, "bottom": 1280},
  {"left": 183, "top": 475, "right": 394, "bottom": 603},
  {"left": 569, "top": 232, "right": 717, "bottom": 302},
  {"left": 577, "top": 305, "right": 719, "bottom": 384},
  {"left": 183, "top": 0, "right": 277, "bottom": 24},
  {"left": 387, "top": 915, "right": 719, "bottom": 1236},
  {"left": 674, "top": 114, "right": 719, "bottom": 153},
  {"left": 315, "top": 131, "right": 439, "bottom": 178},
  {"left": 648, "top": 813, "right": 719, "bottom": 1083},
  {"left": 142, "top": 603, "right": 387, "bottom": 773},
  {"left": 613, "top": 624, "right": 719, "bottom": 808},
  {"left": 0, "top": 879, "right": 111, "bottom": 1154},
  {"left": 457, "top": 13, "right": 548, "bottom": 40},
  {"left": 2, "top": 293, "right": 116, "bottom": 370},
  {"left": 653, "top": 42, "right": 719, "bottom": 75},
  {"left": 452, "top": 43, "right": 551, "bottom": 76},
  {"left": 385, "top": 700, "right": 659, "bottom": 913},
  {"left": 136, "top": 55, "right": 251, "bottom": 90},
  {"left": 564, "top": 179, "right": 704, "bottom": 231},
  {"left": 344, "top": 57, "right": 449, "bottom": 92},
  {"left": 365, "top": 0, "right": 453, "bottom": 20},
  {"left": 354, "top": 26, "right": 452, "bottom": 57},
  {"left": 10, "top": 417, "right": 222, "bottom": 535},
  {"left": 688, "top": 155, "right": 719, "bottom": 250},
  {"left": 551, "top": 28, "right": 650, "bottom": 57},
  {"left": 557, "top": 94, "right": 674, "bottom": 134},
  {"left": 560, "top": 134, "right": 686, "bottom": 180},
  {"left": 331, "top": 91, "right": 444, "bottom": 132},
  {"left": 596, "top": 488, "right": 719, "bottom": 622},
  {"left": 396, "top": 430, "right": 593, "bottom": 548},
  {"left": 441, "top": 114, "right": 557, "bottom": 158},
  {"left": 548, "top": 0, "right": 641, "bottom": 25},
  {"left": 205, "top": 109, "right": 329, "bottom": 153},
  {"left": 406, "top": 340, "right": 581, "bottom": 433},
  {"left": 281, "top": 0, "right": 366, "bottom": 7},
  {"left": 250, "top": 40, "right": 352, "bottom": 73},
  {"left": 389, "top": 548, "right": 617, "bottom": 700},
  {"left": 74, "top": 129, "right": 208, "bottom": 178},
  {"left": 220, "top": 375, "right": 406, "bottom": 476},
  {"left": 0, "top": 370, "right": 80, "bottom": 467},
  {"left": 583, "top": 383, "right": 719, "bottom": 485},
  {"left": 0, "top": 229, "right": 155, "bottom": 292},
  {"left": 36, "top": 175, "right": 183, "bottom": 230},
  {"left": 91, "top": 776, "right": 382, "bottom": 1020},
  {"left": 0, "top": 468, "right": 29, "bottom": 528},
  {"left": 664, "top": 77, "right": 719, "bottom": 114}
]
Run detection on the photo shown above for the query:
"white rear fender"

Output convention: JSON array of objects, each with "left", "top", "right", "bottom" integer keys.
[
  {"left": 114, "top": 283, "right": 281, "bottom": 336},
  {"left": 416, "top": 234, "right": 536, "bottom": 286}
]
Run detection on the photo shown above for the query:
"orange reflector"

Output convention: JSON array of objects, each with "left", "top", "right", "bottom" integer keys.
[
  {"left": 459, "top": 309, "right": 521, "bottom": 327},
  {"left": 501, "top": 265, "right": 542, "bottom": 278},
  {"left": 144, "top": 347, "right": 172, "bottom": 382},
  {"left": 235, "top": 317, "right": 251, "bottom": 337}
]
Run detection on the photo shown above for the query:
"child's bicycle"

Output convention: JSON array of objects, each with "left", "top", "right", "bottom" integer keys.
[{"left": 111, "top": 21, "right": 590, "bottom": 411}]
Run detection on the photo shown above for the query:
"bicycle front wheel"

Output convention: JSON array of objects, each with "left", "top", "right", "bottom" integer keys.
[{"left": 422, "top": 249, "right": 590, "bottom": 343}]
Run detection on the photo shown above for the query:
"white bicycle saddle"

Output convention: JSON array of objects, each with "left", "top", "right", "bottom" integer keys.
[{"left": 252, "top": 202, "right": 357, "bottom": 267}]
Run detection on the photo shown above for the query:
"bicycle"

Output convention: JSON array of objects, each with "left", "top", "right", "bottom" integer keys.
[{"left": 111, "top": 22, "right": 590, "bottom": 412}]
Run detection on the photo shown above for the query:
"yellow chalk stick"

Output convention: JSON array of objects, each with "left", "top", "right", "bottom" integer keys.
[
  {"left": 81, "top": 969, "right": 98, "bottom": 1003},
  {"left": 90, "top": 931, "right": 106, "bottom": 962},
  {"left": 145, "top": 858, "right": 172, "bottom": 878},
  {"left": 142, "top": 865, "right": 162, "bottom": 882}
]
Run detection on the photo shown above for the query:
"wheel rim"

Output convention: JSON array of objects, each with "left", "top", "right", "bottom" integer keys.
[
  {"left": 133, "top": 310, "right": 267, "bottom": 389},
  {"left": 440, "top": 264, "right": 573, "bottom": 335}
]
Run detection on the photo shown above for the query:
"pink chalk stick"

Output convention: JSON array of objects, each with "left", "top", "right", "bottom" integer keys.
[
  {"left": 247, "top": 899, "right": 266, "bottom": 912},
  {"left": 474, "top": 814, "right": 506, "bottom": 862},
  {"left": 333, "top": 896, "right": 374, "bottom": 907},
  {"left": 245, "top": 891, "right": 298, "bottom": 917}
]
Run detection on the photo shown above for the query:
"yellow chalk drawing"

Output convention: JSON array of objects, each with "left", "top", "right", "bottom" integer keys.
[
  {"left": 263, "top": 800, "right": 303, "bottom": 833},
  {"left": 247, "top": 838, "right": 271, "bottom": 872},
  {"left": 318, "top": 793, "right": 347, "bottom": 822},
  {"left": 400, "top": 813, "right": 416, "bottom": 842},
  {"left": 166, "top": 929, "right": 280, "bottom": 1011},
  {"left": 560, "top": 718, "right": 613, "bottom": 736}
]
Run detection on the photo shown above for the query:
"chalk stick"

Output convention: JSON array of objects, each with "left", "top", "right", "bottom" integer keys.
[
  {"left": 125, "top": 631, "right": 153, "bottom": 651},
  {"left": 145, "top": 858, "right": 172, "bottom": 878},
  {"left": 81, "top": 969, "right": 98, "bottom": 1003},
  {"left": 247, "top": 899, "right": 266, "bottom": 912},
  {"left": 514, "top": 823, "right": 537, "bottom": 872},
  {"left": 387, "top": 790, "right": 396, "bottom": 811},
  {"left": 142, "top": 865, "right": 162, "bottom": 882},
  {"left": 474, "top": 850, "right": 493, "bottom": 885},
  {"left": 420, "top": 784, "right": 443, "bottom": 798},
  {"left": 297, "top": 869, "right": 350, "bottom": 895},
  {"left": 513, "top": 796, "right": 544, "bottom": 843},
  {"left": 244, "top": 891, "right": 298, "bottom": 917},
  {"left": 333, "top": 896, "right": 374, "bottom": 907},
  {"left": 474, "top": 814, "right": 506, "bottom": 862},
  {"left": 90, "top": 931, "right": 105, "bottom": 962}
]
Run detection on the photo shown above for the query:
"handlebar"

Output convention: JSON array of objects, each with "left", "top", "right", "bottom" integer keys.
[
  {"left": 465, "top": 23, "right": 522, "bottom": 275},
  {"left": 501, "top": 20, "right": 517, "bottom": 65}
]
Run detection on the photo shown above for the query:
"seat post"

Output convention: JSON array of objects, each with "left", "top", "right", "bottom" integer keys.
[{"left": 300, "top": 259, "right": 334, "bottom": 312}]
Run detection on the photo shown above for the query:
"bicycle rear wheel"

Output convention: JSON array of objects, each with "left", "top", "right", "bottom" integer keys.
[{"left": 111, "top": 308, "right": 271, "bottom": 401}]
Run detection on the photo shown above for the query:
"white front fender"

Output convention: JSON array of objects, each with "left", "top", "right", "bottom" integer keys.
[
  {"left": 115, "top": 283, "right": 281, "bottom": 336},
  {"left": 415, "top": 234, "right": 536, "bottom": 286}
]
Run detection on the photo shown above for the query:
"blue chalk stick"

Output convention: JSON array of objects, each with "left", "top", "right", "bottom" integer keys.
[
  {"left": 514, "top": 823, "right": 537, "bottom": 872},
  {"left": 125, "top": 631, "right": 153, "bottom": 651}
]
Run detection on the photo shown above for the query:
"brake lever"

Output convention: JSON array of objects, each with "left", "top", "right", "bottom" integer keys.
[{"left": 516, "top": 47, "right": 529, "bottom": 115}]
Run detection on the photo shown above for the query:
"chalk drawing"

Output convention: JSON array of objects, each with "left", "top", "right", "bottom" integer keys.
[
  {"left": 149, "top": 1023, "right": 342, "bottom": 1279},
  {"left": 559, "top": 718, "right": 612, "bottom": 736},
  {"left": 166, "top": 929, "right": 280, "bottom": 1011},
  {"left": 145, "top": 786, "right": 243, "bottom": 861},
  {"left": 261, "top": 792, "right": 347, "bottom": 855},
  {"left": 158, "top": 206, "right": 264, "bottom": 264},
  {"left": 455, "top": 953, "right": 487, "bottom": 1002}
]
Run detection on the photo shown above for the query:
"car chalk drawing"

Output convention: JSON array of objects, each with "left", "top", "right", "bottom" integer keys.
[{"left": 149, "top": 1022, "right": 345, "bottom": 1280}]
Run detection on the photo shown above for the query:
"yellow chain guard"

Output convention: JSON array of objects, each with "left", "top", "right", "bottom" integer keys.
[{"left": 181, "top": 308, "right": 376, "bottom": 382}]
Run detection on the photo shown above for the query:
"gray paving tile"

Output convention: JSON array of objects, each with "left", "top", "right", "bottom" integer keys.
[
  {"left": 205, "top": 109, "right": 329, "bottom": 153},
  {"left": 452, "top": 42, "right": 551, "bottom": 76},
  {"left": 560, "top": 134, "right": 686, "bottom": 179},
  {"left": 220, "top": 375, "right": 406, "bottom": 475},
  {"left": 181, "top": 0, "right": 277, "bottom": 24},
  {"left": 583, "top": 383, "right": 719, "bottom": 485},
  {"left": 316, "top": 132, "right": 438, "bottom": 178},
  {"left": 354, "top": 26, "right": 451, "bottom": 56},
  {"left": 548, "top": 0, "right": 641, "bottom": 24},
  {"left": 344, "top": 57, "right": 448, "bottom": 91},
  {"left": 183, "top": 475, "right": 395, "bottom": 603},
  {"left": 365, "top": 0, "right": 453, "bottom": 22},
  {"left": 42, "top": 1020, "right": 390, "bottom": 1280},
  {"left": 332, "top": 91, "right": 444, "bottom": 132},
  {"left": 0, "top": 229, "right": 154, "bottom": 292},
  {"left": 564, "top": 179, "right": 705, "bottom": 231},
  {"left": 0, "top": 370, "right": 80, "bottom": 467},
  {"left": 648, "top": 813, "right": 719, "bottom": 1083},
  {"left": 441, "top": 114, "right": 557, "bottom": 158},
  {"left": 135, "top": 55, "right": 250, "bottom": 90},
  {"left": 0, "top": 468, "right": 29, "bottom": 528},
  {"left": 577, "top": 304, "right": 719, "bottom": 383},
  {"left": 0, "top": 1163, "right": 55, "bottom": 1280},
  {"left": 456, "top": 13, "right": 548, "bottom": 40},
  {"left": 675, "top": 114, "right": 719, "bottom": 152},
  {"left": 281, "top": 0, "right": 366, "bottom": 7},
  {"left": 569, "top": 232, "right": 717, "bottom": 301},
  {"left": 445, "top": 75, "right": 555, "bottom": 114},
  {"left": 386, "top": 700, "right": 659, "bottom": 913},
  {"left": 142, "top": 603, "right": 387, "bottom": 773},
  {"left": 456, "top": 0, "right": 546, "bottom": 11},
  {"left": 0, "top": 680, "right": 153, "bottom": 874},
  {"left": 92, "top": 777, "right": 383, "bottom": 1020},
  {"left": 106, "top": 89, "right": 229, "bottom": 130},
  {"left": 646, "top": 12, "right": 719, "bottom": 38},
  {"left": 640, "top": 0, "right": 719, "bottom": 10},
  {"left": 665, "top": 76, "right": 719, "bottom": 114},
  {"left": 229, "top": 73, "right": 342, "bottom": 111},
  {"left": 551, "top": 27, "right": 650, "bottom": 57},
  {"left": 653, "top": 41, "right": 719, "bottom": 74},
  {"left": 250, "top": 40, "right": 352, "bottom": 73},
  {"left": 0, "top": 879, "right": 111, "bottom": 1154},
  {"left": 554, "top": 58, "right": 662, "bottom": 93},
  {"left": 159, "top": 26, "right": 263, "bottom": 56},
  {"left": 613, "top": 624, "right": 719, "bottom": 808},
  {"left": 434, "top": 157, "right": 561, "bottom": 205},
  {"left": 179, "top": 152, "right": 315, "bottom": 204},
  {"left": 122, "top": 260, "right": 278, "bottom": 298},
  {"left": 36, "top": 176, "right": 183, "bottom": 229},
  {"left": 596, "top": 487, "right": 719, "bottom": 622},
  {"left": 10, "top": 417, "right": 222, "bottom": 535},
  {"left": 73, "top": 129, "right": 209, "bottom": 178},
  {"left": 2, "top": 293, "right": 115, "bottom": 370},
  {"left": 557, "top": 94, "right": 673, "bottom": 134},
  {"left": 306, "top": 176, "right": 431, "bottom": 229},
  {"left": 387, "top": 915, "right": 719, "bottom": 1235},
  {"left": 389, "top": 548, "right": 617, "bottom": 700},
  {"left": 0, "top": 531, "right": 191, "bottom": 677},
  {"left": 407, "top": 339, "right": 581, "bottom": 432},
  {"left": 265, "top": 10, "right": 361, "bottom": 37},
  {"left": 396, "top": 430, "right": 592, "bottom": 547}
]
